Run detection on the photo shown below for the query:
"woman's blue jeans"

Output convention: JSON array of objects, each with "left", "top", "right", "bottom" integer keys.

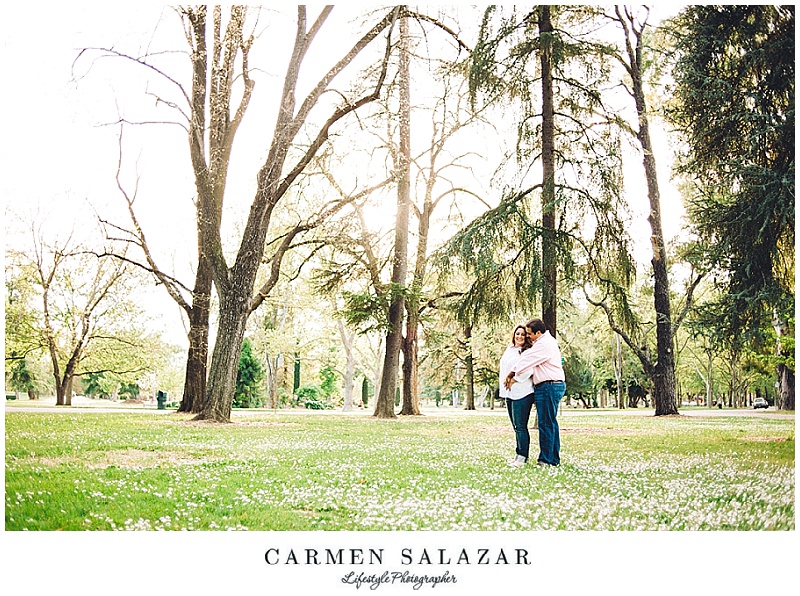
[
  {"left": 533, "top": 381, "right": 565, "bottom": 465},
  {"left": 506, "top": 393, "right": 535, "bottom": 460}
]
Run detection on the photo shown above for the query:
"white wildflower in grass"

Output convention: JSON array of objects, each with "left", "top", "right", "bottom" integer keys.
[{"left": 4, "top": 410, "right": 794, "bottom": 531}]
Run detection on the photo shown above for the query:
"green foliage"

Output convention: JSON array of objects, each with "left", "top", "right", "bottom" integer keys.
[
  {"left": 361, "top": 377, "right": 371, "bottom": 407},
  {"left": 5, "top": 258, "right": 44, "bottom": 368},
  {"left": 83, "top": 372, "right": 111, "bottom": 398},
  {"left": 276, "top": 388, "right": 293, "bottom": 408},
  {"left": 7, "top": 357, "right": 36, "bottom": 394},
  {"left": 563, "top": 351, "right": 594, "bottom": 399},
  {"left": 119, "top": 382, "right": 140, "bottom": 400},
  {"left": 295, "top": 384, "right": 332, "bottom": 410},
  {"left": 668, "top": 5, "right": 795, "bottom": 343},
  {"left": 341, "top": 283, "right": 413, "bottom": 334},
  {"left": 234, "top": 338, "right": 264, "bottom": 409},
  {"left": 447, "top": 5, "right": 635, "bottom": 332},
  {"left": 319, "top": 363, "right": 338, "bottom": 399},
  {"left": 434, "top": 191, "right": 542, "bottom": 325},
  {"left": 293, "top": 355, "right": 301, "bottom": 393}
]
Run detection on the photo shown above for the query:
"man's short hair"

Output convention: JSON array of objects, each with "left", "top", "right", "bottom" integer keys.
[{"left": 525, "top": 318, "right": 547, "bottom": 334}]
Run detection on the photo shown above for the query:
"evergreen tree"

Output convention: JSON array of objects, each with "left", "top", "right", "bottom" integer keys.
[
  {"left": 448, "top": 5, "right": 630, "bottom": 335},
  {"left": 667, "top": 5, "right": 794, "bottom": 408},
  {"left": 234, "top": 338, "right": 264, "bottom": 408}
]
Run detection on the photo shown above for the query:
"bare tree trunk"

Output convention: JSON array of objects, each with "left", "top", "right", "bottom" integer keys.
[
  {"left": 400, "top": 313, "right": 421, "bottom": 414},
  {"left": 773, "top": 313, "right": 795, "bottom": 410},
  {"left": 463, "top": 325, "right": 476, "bottom": 410},
  {"left": 198, "top": 291, "right": 249, "bottom": 422},
  {"left": 399, "top": 60, "right": 478, "bottom": 416},
  {"left": 178, "top": 256, "right": 212, "bottom": 413},
  {"left": 64, "top": 377, "right": 74, "bottom": 406},
  {"left": 375, "top": 12, "right": 411, "bottom": 419},
  {"left": 338, "top": 319, "right": 357, "bottom": 411},
  {"left": 539, "top": 6, "right": 558, "bottom": 337},
  {"left": 617, "top": 6, "right": 678, "bottom": 416},
  {"left": 777, "top": 363, "right": 795, "bottom": 410},
  {"left": 193, "top": 7, "right": 399, "bottom": 422}
]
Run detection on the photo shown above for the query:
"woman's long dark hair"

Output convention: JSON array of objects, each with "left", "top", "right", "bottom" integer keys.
[{"left": 511, "top": 325, "right": 532, "bottom": 351}]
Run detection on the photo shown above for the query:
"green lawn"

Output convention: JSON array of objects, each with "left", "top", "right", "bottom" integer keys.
[{"left": 5, "top": 408, "right": 795, "bottom": 531}]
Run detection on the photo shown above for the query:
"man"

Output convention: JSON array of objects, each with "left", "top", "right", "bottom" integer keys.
[{"left": 504, "top": 318, "right": 566, "bottom": 466}]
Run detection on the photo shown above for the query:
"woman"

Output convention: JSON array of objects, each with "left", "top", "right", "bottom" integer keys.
[{"left": 498, "top": 325, "right": 534, "bottom": 467}]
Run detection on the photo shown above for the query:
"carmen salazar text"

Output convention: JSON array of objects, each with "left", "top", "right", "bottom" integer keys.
[{"left": 264, "top": 547, "right": 531, "bottom": 566}]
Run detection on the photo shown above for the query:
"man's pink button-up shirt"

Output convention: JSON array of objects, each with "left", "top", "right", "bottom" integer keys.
[{"left": 511, "top": 331, "right": 565, "bottom": 386}]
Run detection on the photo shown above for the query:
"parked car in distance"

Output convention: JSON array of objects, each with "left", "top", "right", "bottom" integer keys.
[{"left": 753, "top": 397, "right": 769, "bottom": 409}]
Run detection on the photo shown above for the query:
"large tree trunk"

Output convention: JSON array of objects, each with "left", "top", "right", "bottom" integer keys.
[
  {"left": 338, "top": 319, "right": 357, "bottom": 411},
  {"left": 400, "top": 311, "right": 421, "bottom": 415},
  {"left": 52, "top": 362, "right": 66, "bottom": 406},
  {"left": 63, "top": 377, "right": 73, "bottom": 406},
  {"left": 621, "top": 7, "right": 678, "bottom": 416},
  {"left": 178, "top": 255, "right": 212, "bottom": 413},
  {"left": 773, "top": 314, "right": 795, "bottom": 410},
  {"left": 463, "top": 324, "right": 476, "bottom": 410},
  {"left": 196, "top": 291, "right": 250, "bottom": 422},
  {"left": 374, "top": 13, "right": 411, "bottom": 419},
  {"left": 400, "top": 185, "right": 425, "bottom": 416},
  {"left": 55, "top": 380, "right": 66, "bottom": 405},
  {"left": 777, "top": 363, "right": 795, "bottom": 410},
  {"left": 539, "top": 6, "right": 558, "bottom": 337},
  {"left": 375, "top": 316, "right": 403, "bottom": 418}
]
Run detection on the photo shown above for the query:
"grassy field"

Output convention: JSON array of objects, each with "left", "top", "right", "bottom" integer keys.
[{"left": 4, "top": 407, "right": 795, "bottom": 531}]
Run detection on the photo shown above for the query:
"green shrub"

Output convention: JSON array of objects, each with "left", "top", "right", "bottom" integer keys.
[{"left": 296, "top": 385, "right": 331, "bottom": 410}]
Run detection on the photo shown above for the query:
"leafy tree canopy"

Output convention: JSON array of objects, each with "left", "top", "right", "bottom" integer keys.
[{"left": 667, "top": 5, "right": 795, "bottom": 342}]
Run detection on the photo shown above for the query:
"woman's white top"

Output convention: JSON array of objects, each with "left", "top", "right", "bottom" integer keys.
[{"left": 499, "top": 345, "right": 535, "bottom": 400}]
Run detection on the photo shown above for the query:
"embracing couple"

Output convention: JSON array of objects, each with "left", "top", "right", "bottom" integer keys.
[{"left": 499, "top": 318, "right": 566, "bottom": 468}]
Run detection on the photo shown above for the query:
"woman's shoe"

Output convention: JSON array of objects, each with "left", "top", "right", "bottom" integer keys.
[{"left": 509, "top": 455, "right": 527, "bottom": 468}]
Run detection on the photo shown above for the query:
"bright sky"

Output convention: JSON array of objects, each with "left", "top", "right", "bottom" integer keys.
[{"left": 2, "top": 3, "right": 688, "bottom": 348}]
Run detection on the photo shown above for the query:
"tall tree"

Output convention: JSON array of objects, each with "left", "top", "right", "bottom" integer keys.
[
  {"left": 604, "top": 5, "right": 685, "bottom": 416},
  {"left": 584, "top": 7, "right": 710, "bottom": 418},
  {"left": 444, "top": 5, "right": 629, "bottom": 357},
  {"left": 373, "top": 10, "right": 411, "bottom": 420},
  {"left": 19, "top": 226, "right": 151, "bottom": 406},
  {"left": 399, "top": 70, "right": 489, "bottom": 415},
  {"left": 306, "top": 9, "right": 470, "bottom": 416},
  {"left": 667, "top": 5, "right": 795, "bottom": 409},
  {"left": 82, "top": 6, "right": 256, "bottom": 414},
  {"left": 538, "top": 6, "right": 558, "bottom": 336},
  {"left": 192, "top": 7, "right": 400, "bottom": 422},
  {"left": 466, "top": 6, "right": 624, "bottom": 338},
  {"left": 175, "top": 6, "right": 255, "bottom": 414}
]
